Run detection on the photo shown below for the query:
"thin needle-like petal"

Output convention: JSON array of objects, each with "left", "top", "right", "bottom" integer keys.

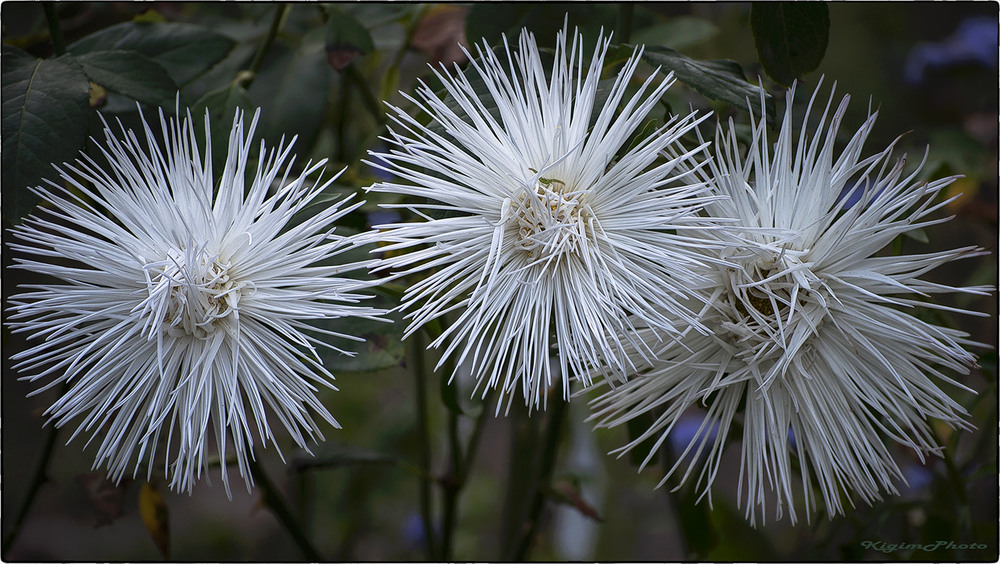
[
  {"left": 587, "top": 80, "right": 991, "bottom": 525},
  {"left": 365, "top": 26, "right": 725, "bottom": 411},
  {"left": 7, "top": 106, "right": 384, "bottom": 496}
]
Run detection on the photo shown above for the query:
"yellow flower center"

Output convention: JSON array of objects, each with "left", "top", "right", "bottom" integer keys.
[
  {"left": 142, "top": 247, "right": 253, "bottom": 339},
  {"left": 717, "top": 246, "right": 824, "bottom": 346},
  {"left": 510, "top": 176, "right": 592, "bottom": 261}
]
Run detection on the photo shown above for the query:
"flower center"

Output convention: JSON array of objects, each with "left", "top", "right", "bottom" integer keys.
[
  {"left": 139, "top": 246, "right": 252, "bottom": 339},
  {"left": 732, "top": 290, "right": 780, "bottom": 319},
  {"left": 510, "top": 176, "right": 592, "bottom": 260},
  {"left": 717, "top": 246, "right": 824, "bottom": 346}
]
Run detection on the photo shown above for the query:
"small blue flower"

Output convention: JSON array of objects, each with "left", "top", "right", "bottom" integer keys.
[{"left": 904, "top": 17, "right": 998, "bottom": 84}]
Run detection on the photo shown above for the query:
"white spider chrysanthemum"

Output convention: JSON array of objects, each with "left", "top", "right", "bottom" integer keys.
[
  {"left": 588, "top": 82, "right": 991, "bottom": 524},
  {"left": 6, "top": 107, "right": 383, "bottom": 495},
  {"left": 366, "top": 27, "right": 722, "bottom": 410}
]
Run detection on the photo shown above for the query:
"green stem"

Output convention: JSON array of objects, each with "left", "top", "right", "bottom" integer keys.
[
  {"left": 248, "top": 457, "right": 322, "bottom": 560},
  {"left": 345, "top": 64, "right": 387, "bottom": 127},
  {"left": 511, "top": 391, "right": 569, "bottom": 561},
  {"left": 616, "top": 3, "right": 635, "bottom": 44},
  {"left": 339, "top": 63, "right": 386, "bottom": 164},
  {"left": 293, "top": 468, "right": 311, "bottom": 545},
  {"left": 891, "top": 233, "right": 904, "bottom": 256},
  {"left": 499, "top": 401, "right": 536, "bottom": 558},
  {"left": 457, "top": 391, "right": 492, "bottom": 486},
  {"left": 942, "top": 444, "right": 970, "bottom": 507},
  {"left": 2, "top": 418, "right": 60, "bottom": 557},
  {"left": 437, "top": 373, "right": 494, "bottom": 560},
  {"left": 335, "top": 70, "right": 351, "bottom": 164},
  {"left": 292, "top": 452, "right": 435, "bottom": 482},
  {"left": 42, "top": 3, "right": 65, "bottom": 56},
  {"left": 380, "top": 4, "right": 429, "bottom": 101},
  {"left": 660, "top": 443, "right": 718, "bottom": 558},
  {"left": 439, "top": 408, "right": 462, "bottom": 561},
  {"left": 939, "top": 434, "right": 972, "bottom": 545},
  {"left": 411, "top": 332, "right": 438, "bottom": 559},
  {"left": 243, "top": 4, "right": 290, "bottom": 88}
]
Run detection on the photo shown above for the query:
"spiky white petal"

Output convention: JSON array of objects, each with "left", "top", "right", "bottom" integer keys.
[
  {"left": 366, "top": 26, "right": 724, "bottom": 410},
  {"left": 7, "top": 107, "right": 383, "bottom": 495},
  {"left": 588, "top": 81, "right": 991, "bottom": 524}
]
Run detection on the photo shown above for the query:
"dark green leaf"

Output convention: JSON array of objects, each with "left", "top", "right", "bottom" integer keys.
[
  {"left": 977, "top": 350, "right": 998, "bottom": 379},
  {"left": 701, "top": 500, "right": 778, "bottom": 560},
  {"left": 289, "top": 185, "right": 359, "bottom": 229},
  {"left": 74, "top": 50, "right": 179, "bottom": 108},
  {"left": 465, "top": 3, "right": 612, "bottom": 49},
  {"left": 190, "top": 82, "right": 253, "bottom": 173},
  {"left": 465, "top": 3, "right": 527, "bottom": 47},
  {"left": 622, "top": 118, "right": 662, "bottom": 158},
  {"left": 631, "top": 17, "right": 719, "bottom": 50},
  {"left": 426, "top": 48, "right": 607, "bottom": 142},
  {"left": 902, "top": 227, "right": 929, "bottom": 244},
  {"left": 325, "top": 5, "right": 374, "bottom": 71},
  {"left": 312, "top": 285, "right": 405, "bottom": 373},
  {"left": 660, "top": 455, "right": 719, "bottom": 558},
  {"left": 640, "top": 46, "right": 772, "bottom": 114},
  {"left": 248, "top": 31, "right": 333, "bottom": 151},
  {"left": 926, "top": 128, "right": 993, "bottom": 180},
  {"left": 2, "top": 46, "right": 90, "bottom": 224},
  {"left": 589, "top": 78, "right": 618, "bottom": 128},
  {"left": 424, "top": 50, "right": 497, "bottom": 138},
  {"left": 67, "top": 21, "right": 235, "bottom": 86},
  {"left": 750, "top": 3, "right": 830, "bottom": 86}
]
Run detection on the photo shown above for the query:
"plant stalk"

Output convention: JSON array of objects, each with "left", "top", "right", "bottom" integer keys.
[
  {"left": 243, "top": 3, "right": 290, "bottom": 88},
  {"left": 940, "top": 432, "right": 973, "bottom": 548},
  {"left": 511, "top": 389, "right": 569, "bottom": 561},
  {"left": 410, "top": 332, "right": 438, "bottom": 559},
  {"left": 660, "top": 442, "right": 719, "bottom": 558},
  {"left": 439, "top": 408, "right": 462, "bottom": 561},
  {"left": 346, "top": 64, "right": 387, "bottom": 127},
  {"left": 42, "top": 3, "right": 65, "bottom": 56},
  {"left": 380, "top": 4, "right": 429, "bottom": 101},
  {"left": 616, "top": 3, "right": 635, "bottom": 45},
  {"left": 438, "top": 381, "right": 493, "bottom": 560},
  {"left": 248, "top": 457, "right": 322, "bottom": 561},
  {"left": 1, "top": 418, "right": 60, "bottom": 557}
]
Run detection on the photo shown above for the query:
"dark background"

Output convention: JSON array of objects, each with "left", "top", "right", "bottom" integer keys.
[{"left": 2, "top": 2, "right": 996, "bottom": 561}]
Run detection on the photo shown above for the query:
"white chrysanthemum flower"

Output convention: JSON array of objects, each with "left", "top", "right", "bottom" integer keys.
[
  {"left": 6, "top": 107, "right": 383, "bottom": 495},
  {"left": 588, "top": 82, "right": 991, "bottom": 524},
  {"left": 366, "top": 26, "right": 723, "bottom": 410}
]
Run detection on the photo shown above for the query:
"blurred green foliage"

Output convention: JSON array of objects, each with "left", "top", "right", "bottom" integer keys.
[{"left": 1, "top": 2, "right": 996, "bottom": 562}]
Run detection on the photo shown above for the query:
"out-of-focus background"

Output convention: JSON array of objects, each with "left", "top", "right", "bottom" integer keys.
[{"left": 2, "top": 2, "right": 996, "bottom": 561}]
